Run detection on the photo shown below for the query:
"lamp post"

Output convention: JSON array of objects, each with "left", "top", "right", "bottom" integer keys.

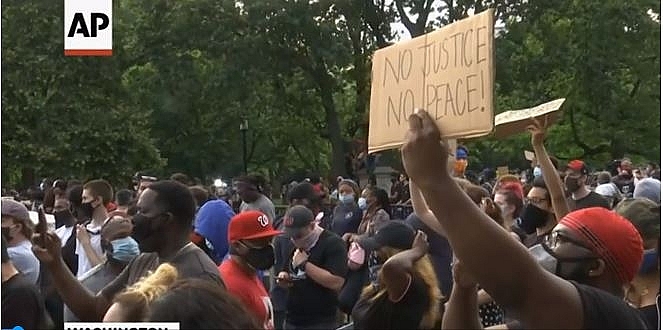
[{"left": 240, "top": 119, "right": 249, "bottom": 174}]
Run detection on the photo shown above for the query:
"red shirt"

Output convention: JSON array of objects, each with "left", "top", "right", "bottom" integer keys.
[{"left": 218, "top": 258, "right": 274, "bottom": 330}]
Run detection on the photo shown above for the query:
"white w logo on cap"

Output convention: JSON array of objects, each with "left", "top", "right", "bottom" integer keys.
[{"left": 257, "top": 214, "right": 269, "bottom": 227}]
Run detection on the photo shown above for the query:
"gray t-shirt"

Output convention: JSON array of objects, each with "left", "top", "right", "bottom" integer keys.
[
  {"left": 99, "top": 243, "right": 224, "bottom": 304},
  {"left": 64, "top": 263, "right": 118, "bottom": 322},
  {"left": 8, "top": 240, "right": 40, "bottom": 285},
  {"left": 240, "top": 195, "right": 276, "bottom": 223},
  {"left": 66, "top": 244, "right": 223, "bottom": 322}
]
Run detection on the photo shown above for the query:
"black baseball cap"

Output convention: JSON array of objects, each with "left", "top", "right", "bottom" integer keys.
[
  {"left": 283, "top": 205, "right": 315, "bottom": 237},
  {"left": 288, "top": 182, "right": 319, "bottom": 204},
  {"left": 358, "top": 221, "right": 415, "bottom": 251}
]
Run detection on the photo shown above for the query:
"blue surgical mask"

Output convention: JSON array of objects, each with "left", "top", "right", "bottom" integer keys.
[
  {"left": 358, "top": 197, "right": 368, "bottom": 210},
  {"left": 340, "top": 193, "right": 355, "bottom": 205},
  {"left": 109, "top": 237, "right": 140, "bottom": 263},
  {"left": 639, "top": 248, "right": 658, "bottom": 275}
]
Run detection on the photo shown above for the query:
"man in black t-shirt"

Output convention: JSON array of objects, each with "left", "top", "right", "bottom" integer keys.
[
  {"left": 564, "top": 160, "right": 611, "bottom": 210},
  {"left": 2, "top": 236, "right": 52, "bottom": 330},
  {"left": 272, "top": 182, "right": 325, "bottom": 329},
  {"left": 613, "top": 159, "right": 636, "bottom": 197},
  {"left": 275, "top": 206, "right": 347, "bottom": 329}
]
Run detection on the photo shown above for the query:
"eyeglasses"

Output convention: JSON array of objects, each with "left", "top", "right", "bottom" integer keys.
[{"left": 543, "top": 231, "right": 594, "bottom": 252}]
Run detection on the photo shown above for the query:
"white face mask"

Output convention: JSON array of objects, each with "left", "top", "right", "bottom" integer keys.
[
  {"left": 358, "top": 197, "right": 368, "bottom": 210},
  {"left": 533, "top": 166, "right": 542, "bottom": 177}
]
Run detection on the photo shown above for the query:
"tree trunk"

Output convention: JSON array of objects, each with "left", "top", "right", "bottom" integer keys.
[
  {"left": 312, "top": 61, "right": 347, "bottom": 177},
  {"left": 320, "top": 88, "right": 347, "bottom": 177},
  {"left": 21, "top": 167, "right": 35, "bottom": 190}
]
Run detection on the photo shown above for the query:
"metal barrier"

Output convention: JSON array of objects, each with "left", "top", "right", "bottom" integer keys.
[
  {"left": 390, "top": 204, "right": 414, "bottom": 220},
  {"left": 275, "top": 204, "right": 413, "bottom": 220}
]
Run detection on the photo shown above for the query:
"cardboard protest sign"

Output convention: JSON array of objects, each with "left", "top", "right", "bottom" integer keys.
[
  {"left": 368, "top": 9, "right": 495, "bottom": 153},
  {"left": 494, "top": 98, "right": 566, "bottom": 139}
]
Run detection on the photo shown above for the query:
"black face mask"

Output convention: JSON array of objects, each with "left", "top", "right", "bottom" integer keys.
[
  {"left": 79, "top": 202, "right": 96, "bottom": 220},
  {"left": 54, "top": 210, "right": 76, "bottom": 228},
  {"left": 242, "top": 244, "right": 275, "bottom": 271},
  {"left": 564, "top": 177, "right": 581, "bottom": 193},
  {"left": 531, "top": 243, "right": 596, "bottom": 283},
  {"left": 131, "top": 213, "right": 165, "bottom": 248},
  {"left": 518, "top": 203, "right": 551, "bottom": 235}
]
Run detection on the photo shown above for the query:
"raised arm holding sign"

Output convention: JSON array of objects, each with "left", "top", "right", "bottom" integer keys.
[{"left": 494, "top": 98, "right": 566, "bottom": 139}]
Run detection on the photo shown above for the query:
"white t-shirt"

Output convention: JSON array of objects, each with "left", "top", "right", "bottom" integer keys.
[
  {"left": 595, "top": 183, "right": 621, "bottom": 199},
  {"left": 55, "top": 226, "right": 75, "bottom": 247},
  {"left": 8, "top": 239, "right": 40, "bottom": 284},
  {"left": 75, "top": 223, "right": 104, "bottom": 278}
]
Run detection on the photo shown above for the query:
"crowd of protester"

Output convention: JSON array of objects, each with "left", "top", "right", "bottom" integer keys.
[{"left": 1, "top": 115, "right": 661, "bottom": 329}]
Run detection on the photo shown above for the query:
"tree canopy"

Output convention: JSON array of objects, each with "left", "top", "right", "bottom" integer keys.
[{"left": 2, "top": 0, "right": 659, "bottom": 189}]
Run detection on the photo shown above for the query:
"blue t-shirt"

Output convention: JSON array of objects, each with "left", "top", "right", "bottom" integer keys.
[{"left": 331, "top": 203, "right": 363, "bottom": 237}]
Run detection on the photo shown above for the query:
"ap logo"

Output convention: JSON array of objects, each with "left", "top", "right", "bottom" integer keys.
[{"left": 64, "top": 0, "right": 113, "bottom": 56}]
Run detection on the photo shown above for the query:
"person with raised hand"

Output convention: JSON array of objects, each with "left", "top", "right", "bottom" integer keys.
[
  {"left": 64, "top": 216, "right": 139, "bottom": 322},
  {"left": 526, "top": 116, "right": 570, "bottom": 219},
  {"left": 32, "top": 180, "right": 224, "bottom": 322},
  {"left": 401, "top": 109, "right": 647, "bottom": 329},
  {"left": 351, "top": 222, "right": 442, "bottom": 330}
]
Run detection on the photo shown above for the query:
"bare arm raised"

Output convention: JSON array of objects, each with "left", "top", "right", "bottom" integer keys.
[
  {"left": 528, "top": 116, "right": 569, "bottom": 220},
  {"left": 409, "top": 180, "right": 446, "bottom": 237},
  {"left": 32, "top": 209, "right": 112, "bottom": 321},
  {"left": 400, "top": 110, "right": 583, "bottom": 329}
]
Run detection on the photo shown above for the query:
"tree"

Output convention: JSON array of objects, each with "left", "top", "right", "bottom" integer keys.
[
  {"left": 487, "top": 0, "right": 660, "bottom": 168},
  {"left": 2, "top": 0, "right": 164, "bottom": 188}
]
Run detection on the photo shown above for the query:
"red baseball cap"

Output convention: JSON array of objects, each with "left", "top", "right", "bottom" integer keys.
[
  {"left": 228, "top": 211, "right": 282, "bottom": 242},
  {"left": 566, "top": 160, "right": 589, "bottom": 175},
  {"left": 559, "top": 207, "right": 644, "bottom": 284}
]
